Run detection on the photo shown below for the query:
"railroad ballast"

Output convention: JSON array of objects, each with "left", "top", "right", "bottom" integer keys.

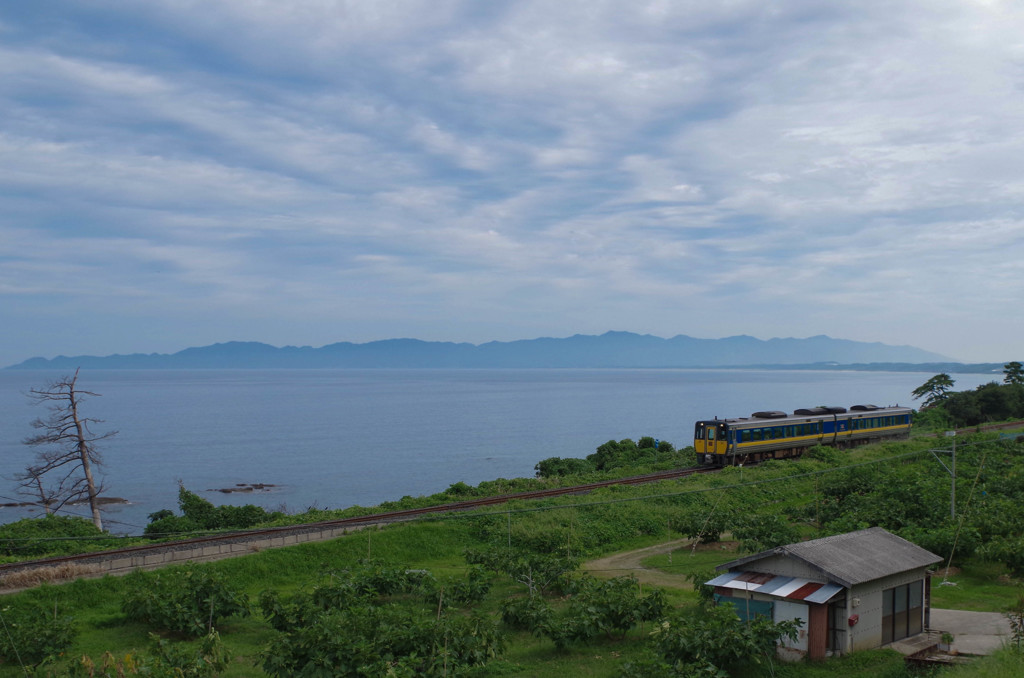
[{"left": 694, "top": 404, "right": 912, "bottom": 466}]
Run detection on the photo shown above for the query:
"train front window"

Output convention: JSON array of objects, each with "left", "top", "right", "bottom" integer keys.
[{"left": 706, "top": 428, "right": 715, "bottom": 441}]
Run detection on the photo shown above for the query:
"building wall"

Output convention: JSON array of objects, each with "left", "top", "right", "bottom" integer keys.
[
  {"left": 808, "top": 602, "right": 828, "bottom": 660},
  {"left": 847, "top": 568, "right": 929, "bottom": 651},
  {"left": 740, "top": 554, "right": 823, "bottom": 580},
  {"left": 774, "top": 599, "right": 810, "bottom": 660}
]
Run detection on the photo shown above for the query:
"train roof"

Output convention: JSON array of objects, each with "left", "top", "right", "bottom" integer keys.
[{"left": 699, "top": 404, "right": 911, "bottom": 426}]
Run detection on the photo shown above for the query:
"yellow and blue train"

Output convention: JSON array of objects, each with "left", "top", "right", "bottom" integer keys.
[{"left": 694, "top": 404, "right": 912, "bottom": 466}]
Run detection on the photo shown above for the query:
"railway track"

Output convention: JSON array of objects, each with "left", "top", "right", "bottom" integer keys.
[{"left": 0, "top": 465, "right": 718, "bottom": 587}]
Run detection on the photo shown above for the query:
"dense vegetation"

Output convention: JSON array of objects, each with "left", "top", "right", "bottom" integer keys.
[
  {"left": 913, "top": 363, "right": 1024, "bottom": 429},
  {"left": 144, "top": 485, "right": 286, "bottom": 537}
]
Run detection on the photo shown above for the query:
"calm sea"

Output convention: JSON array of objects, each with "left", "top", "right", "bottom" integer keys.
[{"left": 0, "top": 368, "right": 998, "bottom": 534}]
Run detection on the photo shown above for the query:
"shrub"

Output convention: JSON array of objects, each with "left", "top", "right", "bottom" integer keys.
[
  {"left": 0, "top": 515, "right": 110, "bottom": 558},
  {"left": 464, "top": 546, "right": 579, "bottom": 596},
  {"left": 534, "top": 456, "right": 596, "bottom": 478},
  {"left": 425, "top": 566, "right": 492, "bottom": 607},
  {"left": 260, "top": 605, "right": 503, "bottom": 678},
  {"left": 545, "top": 576, "right": 666, "bottom": 648},
  {"left": 0, "top": 600, "right": 75, "bottom": 668},
  {"left": 641, "top": 604, "right": 801, "bottom": 676},
  {"left": 731, "top": 515, "right": 801, "bottom": 554},
  {"left": 144, "top": 486, "right": 283, "bottom": 536},
  {"left": 899, "top": 525, "right": 981, "bottom": 565},
  {"left": 64, "top": 630, "right": 230, "bottom": 678},
  {"left": 500, "top": 595, "right": 553, "bottom": 633},
  {"left": 122, "top": 565, "right": 249, "bottom": 636}
]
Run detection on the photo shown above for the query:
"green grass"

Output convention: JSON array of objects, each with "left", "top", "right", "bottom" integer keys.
[
  {"left": 931, "top": 560, "right": 1022, "bottom": 613},
  {"left": 772, "top": 649, "right": 913, "bottom": 678},
  {"left": 941, "top": 649, "right": 1024, "bottom": 678}
]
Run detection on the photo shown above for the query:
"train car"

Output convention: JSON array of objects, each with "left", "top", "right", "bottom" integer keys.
[{"left": 694, "top": 404, "right": 912, "bottom": 466}]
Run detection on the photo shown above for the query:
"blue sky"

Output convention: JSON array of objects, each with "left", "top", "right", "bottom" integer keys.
[{"left": 2, "top": 1, "right": 1023, "bottom": 367}]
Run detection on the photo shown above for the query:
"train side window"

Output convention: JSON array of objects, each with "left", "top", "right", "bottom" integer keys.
[{"left": 775, "top": 428, "right": 785, "bottom": 439}]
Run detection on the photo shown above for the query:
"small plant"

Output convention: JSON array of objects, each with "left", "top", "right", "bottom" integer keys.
[
  {"left": 1007, "top": 593, "right": 1024, "bottom": 652},
  {"left": 63, "top": 629, "right": 230, "bottom": 677}
]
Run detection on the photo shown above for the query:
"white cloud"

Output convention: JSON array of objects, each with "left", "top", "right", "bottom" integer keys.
[{"left": 0, "top": 1, "right": 1023, "bottom": 364}]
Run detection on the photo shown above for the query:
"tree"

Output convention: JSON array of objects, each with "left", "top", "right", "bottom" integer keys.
[
  {"left": 911, "top": 373, "right": 955, "bottom": 408},
  {"left": 20, "top": 368, "right": 115, "bottom": 531},
  {"left": 1005, "top": 361, "right": 1024, "bottom": 386}
]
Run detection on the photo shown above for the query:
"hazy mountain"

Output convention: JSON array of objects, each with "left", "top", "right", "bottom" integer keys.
[{"left": 6, "top": 332, "right": 956, "bottom": 370}]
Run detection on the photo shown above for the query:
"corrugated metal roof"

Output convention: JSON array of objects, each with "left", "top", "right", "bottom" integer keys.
[
  {"left": 717, "top": 527, "right": 942, "bottom": 588},
  {"left": 705, "top": 571, "right": 843, "bottom": 603}
]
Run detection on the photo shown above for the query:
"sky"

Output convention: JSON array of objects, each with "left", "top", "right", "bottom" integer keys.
[{"left": 2, "top": 1, "right": 1023, "bottom": 367}]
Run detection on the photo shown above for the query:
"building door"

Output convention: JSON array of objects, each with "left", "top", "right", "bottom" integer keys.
[
  {"left": 882, "top": 580, "right": 924, "bottom": 644},
  {"left": 827, "top": 597, "right": 847, "bottom": 655}
]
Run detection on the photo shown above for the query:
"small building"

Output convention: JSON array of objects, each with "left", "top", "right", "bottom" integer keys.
[{"left": 705, "top": 527, "right": 942, "bottom": 660}]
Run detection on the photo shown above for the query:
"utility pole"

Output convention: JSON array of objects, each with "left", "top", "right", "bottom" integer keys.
[{"left": 949, "top": 431, "right": 956, "bottom": 520}]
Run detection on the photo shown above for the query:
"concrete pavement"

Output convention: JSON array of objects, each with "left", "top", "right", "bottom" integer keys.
[{"left": 930, "top": 608, "right": 1014, "bottom": 655}]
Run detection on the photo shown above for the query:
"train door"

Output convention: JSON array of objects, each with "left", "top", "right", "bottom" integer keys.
[{"left": 695, "top": 421, "right": 728, "bottom": 463}]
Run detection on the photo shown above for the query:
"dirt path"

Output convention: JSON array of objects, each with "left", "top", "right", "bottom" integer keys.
[{"left": 583, "top": 538, "right": 696, "bottom": 589}]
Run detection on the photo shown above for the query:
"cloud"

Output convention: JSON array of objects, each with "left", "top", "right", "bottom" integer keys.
[{"left": 0, "top": 1, "right": 1022, "bottom": 364}]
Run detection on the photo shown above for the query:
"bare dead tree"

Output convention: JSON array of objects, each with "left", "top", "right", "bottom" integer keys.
[
  {"left": 13, "top": 461, "right": 92, "bottom": 515},
  {"left": 21, "top": 368, "right": 115, "bottom": 530}
]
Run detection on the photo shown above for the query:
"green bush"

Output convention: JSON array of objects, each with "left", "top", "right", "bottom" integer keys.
[
  {"left": 121, "top": 565, "right": 250, "bottom": 636},
  {"left": 0, "top": 515, "right": 110, "bottom": 558},
  {"left": 0, "top": 600, "right": 75, "bottom": 668},
  {"left": 544, "top": 576, "right": 666, "bottom": 648},
  {"left": 425, "top": 565, "right": 492, "bottom": 607},
  {"left": 635, "top": 603, "right": 801, "bottom": 676},
  {"left": 64, "top": 630, "right": 230, "bottom": 678},
  {"left": 144, "top": 486, "right": 283, "bottom": 536},
  {"left": 500, "top": 595, "right": 554, "bottom": 632},
  {"left": 260, "top": 605, "right": 503, "bottom": 678},
  {"left": 464, "top": 546, "right": 579, "bottom": 596},
  {"left": 732, "top": 515, "right": 801, "bottom": 554},
  {"left": 534, "top": 456, "right": 597, "bottom": 478}
]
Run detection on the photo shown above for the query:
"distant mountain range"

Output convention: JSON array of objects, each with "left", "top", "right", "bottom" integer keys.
[{"left": 6, "top": 332, "right": 988, "bottom": 371}]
